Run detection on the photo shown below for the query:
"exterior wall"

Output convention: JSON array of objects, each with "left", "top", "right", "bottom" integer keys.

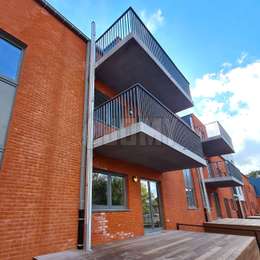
[
  {"left": 0, "top": 1, "right": 87, "bottom": 259},
  {"left": 190, "top": 115, "right": 239, "bottom": 220},
  {"left": 242, "top": 175, "right": 259, "bottom": 216},
  {"left": 162, "top": 168, "right": 206, "bottom": 231},
  {"left": 92, "top": 153, "right": 162, "bottom": 245}
]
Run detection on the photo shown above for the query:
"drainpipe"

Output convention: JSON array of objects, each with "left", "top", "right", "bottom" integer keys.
[
  {"left": 84, "top": 21, "right": 96, "bottom": 252},
  {"left": 198, "top": 167, "right": 211, "bottom": 220},
  {"left": 77, "top": 41, "right": 91, "bottom": 249},
  {"left": 78, "top": 21, "right": 96, "bottom": 251}
]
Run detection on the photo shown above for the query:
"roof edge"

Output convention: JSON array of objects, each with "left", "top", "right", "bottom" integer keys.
[{"left": 35, "top": 0, "right": 90, "bottom": 42}]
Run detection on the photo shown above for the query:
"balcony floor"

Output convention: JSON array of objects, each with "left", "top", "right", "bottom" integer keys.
[
  {"left": 94, "top": 122, "right": 206, "bottom": 171},
  {"left": 204, "top": 176, "right": 243, "bottom": 188},
  {"left": 202, "top": 136, "right": 234, "bottom": 156},
  {"left": 34, "top": 230, "right": 259, "bottom": 260},
  {"left": 96, "top": 34, "right": 192, "bottom": 113}
]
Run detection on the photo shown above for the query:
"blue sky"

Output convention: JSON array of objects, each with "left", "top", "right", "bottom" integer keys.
[
  {"left": 48, "top": 0, "right": 260, "bottom": 83},
  {"left": 47, "top": 0, "right": 260, "bottom": 173}
]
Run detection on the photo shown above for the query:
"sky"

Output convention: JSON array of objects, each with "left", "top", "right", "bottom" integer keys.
[{"left": 47, "top": 0, "right": 260, "bottom": 174}]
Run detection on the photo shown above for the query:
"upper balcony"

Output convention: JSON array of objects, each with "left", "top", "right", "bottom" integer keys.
[
  {"left": 94, "top": 84, "right": 206, "bottom": 171},
  {"left": 95, "top": 8, "right": 193, "bottom": 113},
  {"left": 195, "top": 121, "right": 234, "bottom": 157},
  {"left": 205, "top": 160, "right": 243, "bottom": 188}
]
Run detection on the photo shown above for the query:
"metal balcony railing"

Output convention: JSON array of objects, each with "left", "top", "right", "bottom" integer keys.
[
  {"left": 95, "top": 7, "right": 191, "bottom": 99},
  {"left": 207, "top": 160, "right": 243, "bottom": 182},
  {"left": 94, "top": 84, "right": 203, "bottom": 158},
  {"left": 195, "top": 121, "right": 233, "bottom": 148}
]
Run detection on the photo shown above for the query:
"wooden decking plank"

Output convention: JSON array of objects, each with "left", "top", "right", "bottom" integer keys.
[
  {"left": 82, "top": 230, "right": 259, "bottom": 260},
  {"left": 143, "top": 237, "right": 193, "bottom": 255}
]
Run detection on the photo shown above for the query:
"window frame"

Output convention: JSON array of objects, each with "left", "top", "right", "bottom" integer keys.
[
  {"left": 92, "top": 169, "right": 128, "bottom": 211},
  {"left": 0, "top": 29, "right": 26, "bottom": 86},
  {"left": 183, "top": 169, "right": 197, "bottom": 209},
  {"left": 0, "top": 30, "right": 26, "bottom": 167}
]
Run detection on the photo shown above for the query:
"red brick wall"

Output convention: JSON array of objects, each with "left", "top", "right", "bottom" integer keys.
[
  {"left": 242, "top": 175, "right": 259, "bottom": 216},
  {"left": 0, "top": 1, "right": 86, "bottom": 259},
  {"left": 190, "top": 115, "right": 239, "bottom": 220},
  {"left": 92, "top": 153, "right": 161, "bottom": 245},
  {"left": 206, "top": 157, "right": 238, "bottom": 219},
  {"left": 161, "top": 168, "right": 206, "bottom": 231},
  {"left": 92, "top": 153, "right": 208, "bottom": 244}
]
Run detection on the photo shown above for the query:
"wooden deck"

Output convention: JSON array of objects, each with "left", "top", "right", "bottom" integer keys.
[
  {"left": 35, "top": 230, "right": 260, "bottom": 260},
  {"left": 205, "top": 218, "right": 260, "bottom": 247}
]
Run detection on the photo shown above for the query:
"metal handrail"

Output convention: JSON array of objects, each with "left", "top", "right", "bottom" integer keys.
[
  {"left": 94, "top": 84, "right": 203, "bottom": 158},
  {"left": 95, "top": 7, "right": 191, "bottom": 98},
  {"left": 195, "top": 121, "right": 233, "bottom": 149},
  {"left": 207, "top": 160, "right": 243, "bottom": 182}
]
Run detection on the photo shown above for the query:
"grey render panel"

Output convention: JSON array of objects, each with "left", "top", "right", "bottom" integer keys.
[{"left": 96, "top": 36, "right": 193, "bottom": 113}]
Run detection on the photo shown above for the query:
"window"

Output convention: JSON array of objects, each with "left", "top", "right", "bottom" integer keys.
[
  {"left": 183, "top": 169, "right": 197, "bottom": 208},
  {"left": 0, "top": 32, "right": 24, "bottom": 164},
  {"left": 92, "top": 171, "right": 127, "bottom": 210},
  {"left": 0, "top": 36, "right": 23, "bottom": 82}
]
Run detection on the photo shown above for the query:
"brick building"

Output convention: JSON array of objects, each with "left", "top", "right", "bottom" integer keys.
[{"left": 0, "top": 1, "right": 259, "bottom": 259}]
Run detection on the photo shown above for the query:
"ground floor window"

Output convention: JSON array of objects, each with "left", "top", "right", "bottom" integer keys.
[
  {"left": 92, "top": 170, "right": 127, "bottom": 210},
  {"left": 183, "top": 169, "right": 197, "bottom": 208}
]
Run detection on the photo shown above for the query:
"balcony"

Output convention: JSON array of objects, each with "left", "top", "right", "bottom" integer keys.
[
  {"left": 95, "top": 8, "right": 192, "bottom": 113},
  {"left": 195, "top": 122, "right": 234, "bottom": 156},
  {"left": 205, "top": 160, "right": 243, "bottom": 188},
  {"left": 94, "top": 84, "right": 206, "bottom": 171}
]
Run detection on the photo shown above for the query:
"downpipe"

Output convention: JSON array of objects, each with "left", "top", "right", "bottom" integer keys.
[{"left": 77, "top": 22, "right": 96, "bottom": 250}]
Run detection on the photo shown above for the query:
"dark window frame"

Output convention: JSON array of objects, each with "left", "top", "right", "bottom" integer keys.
[
  {"left": 0, "top": 29, "right": 26, "bottom": 86},
  {"left": 92, "top": 169, "right": 128, "bottom": 211},
  {"left": 183, "top": 169, "right": 197, "bottom": 209}
]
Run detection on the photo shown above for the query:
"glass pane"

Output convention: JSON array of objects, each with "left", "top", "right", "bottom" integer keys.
[
  {"left": 183, "top": 169, "right": 196, "bottom": 208},
  {"left": 111, "top": 175, "right": 125, "bottom": 206},
  {"left": 141, "top": 180, "right": 152, "bottom": 228},
  {"left": 0, "top": 38, "right": 22, "bottom": 81},
  {"left": 0, "top": 81, "right": 16, "bottom": 154},
  {"left": 92, "top": 172, "right": 108, "bottom": 206},
  {"left": 149, "top": 181, "right": 161, "bottom": 228}
]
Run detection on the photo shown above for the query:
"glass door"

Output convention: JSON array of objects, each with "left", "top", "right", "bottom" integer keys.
[{"left": 141, "top": 179, "right": 162, "bottom": 232}]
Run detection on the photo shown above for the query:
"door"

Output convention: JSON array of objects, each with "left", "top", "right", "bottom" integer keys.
[
  {"left": 141, "top": 179, "right": 162, "bottom": 232},
  {"left": 213, "top": 192, "right": 222, "bottom": 218}
]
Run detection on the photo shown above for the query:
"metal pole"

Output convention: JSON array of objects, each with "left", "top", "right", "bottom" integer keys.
[
  {"left": 84, "top": 21, "right": 96, "bottom": 252},
  {"left": 77, "top": 40, "right": 91, "bottom": 250},
  {"left": 198, "top": 167, "right": 211, "bottom": 215}
]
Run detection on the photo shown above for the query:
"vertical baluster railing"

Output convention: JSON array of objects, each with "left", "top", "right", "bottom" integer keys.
[
  {"left": 94, "top": 85, "right": 203, "bottom": 157},
  {"left": 95, "top": 8, "right": 190, "bottom": 97}
]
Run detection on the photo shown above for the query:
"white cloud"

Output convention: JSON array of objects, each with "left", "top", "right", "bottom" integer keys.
[
  {"left": 237, "top": 52, "right": 248, "bottom": 64},
  {"left": 191, "top": 60, "right": 260, "bottom": 174},
  {"left": 140, "top": 9, "right": 164, "bottom": 33},
  {"left": 222, "top": 62, "right": 232, "bottom": 68}
]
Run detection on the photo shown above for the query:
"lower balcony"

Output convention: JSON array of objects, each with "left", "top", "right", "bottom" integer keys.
[
  {"left": 94, "top": 84, "right": 206, "bottom": 171},
  {"left": 205, "top": 160, "right": 243, "bottom": 188}
]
